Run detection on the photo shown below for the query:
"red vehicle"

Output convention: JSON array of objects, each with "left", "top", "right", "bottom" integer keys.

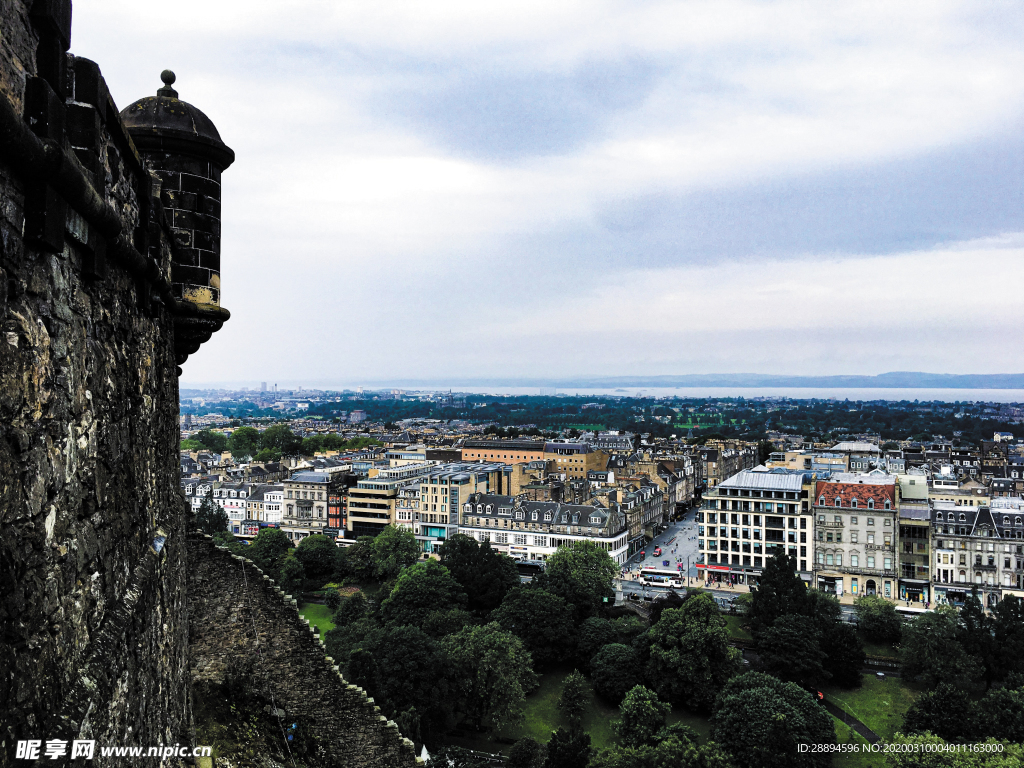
[
  {"left": 639, "top": 550, "right": 645, "bottom": 558},
  {"left": 653, "top": 547, "right": 662, "bottom": 556}
]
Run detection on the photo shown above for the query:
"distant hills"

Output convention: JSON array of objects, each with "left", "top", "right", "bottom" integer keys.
[{"left": 399, "top": 372, "right": 1024, "bottom": 390}]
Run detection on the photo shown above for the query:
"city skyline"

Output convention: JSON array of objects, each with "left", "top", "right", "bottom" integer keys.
[{"left": 72, "top": 1, "right": 1024, "bottom": 384}]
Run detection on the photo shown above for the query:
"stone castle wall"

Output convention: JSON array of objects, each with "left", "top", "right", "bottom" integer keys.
[
  {"left": 0, "top": 1, "right": 194, "bottom": 765},
  {"left": 0, "top": 2, "right": 420, "bottom": 766},
  {"left": 187, "top": 534, "right": 421, "bottom": 768}
]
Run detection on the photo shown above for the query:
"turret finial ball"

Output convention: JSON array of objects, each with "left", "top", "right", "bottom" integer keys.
[{"left": 161, "top": 70, "right": 176, "bottom": 86}]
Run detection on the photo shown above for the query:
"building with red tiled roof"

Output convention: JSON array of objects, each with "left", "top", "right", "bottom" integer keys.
[{"left": 813, "top": 473, "right": 898, "bottom": 603}]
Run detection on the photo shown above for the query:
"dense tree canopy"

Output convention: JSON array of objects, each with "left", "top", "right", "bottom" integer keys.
[
  {"left": 442, "top": 622, "right": 538, "bottom": 731},
  {"left": 246, "top": 527, "right": 293, "bottom": 580},
  {"left": 590, "top": 643, "right": 642, "bottom": 705},
  {"left": 711, "top": 672, "right": 835, "bottom": 768},
  {"left": 492, "top": 587, "right": 575, "bottom": 669},
  {"left": 854, "top": 594, "right": 903, "bottom": 645},
  {"left": 438, "top": 534, "right": 520, "bottom": 613},
  {"left": 294, "top": 534, "right": 340, "bottom": 589},
  {"left": 756, "top": 614, "right": 829, "bottom": 688},
  {"left": 644, "top": 594, "right": 742, "bottom": 710},
  {"left": 901, "top": 607, "right": 982, "bottom": 690},
  {"left": 369, "top": 525, "right": 420, "bottom": 580},
  {"left": 614, "top": 685, "right": 671, "bottom": 749},
  {"left": 535, "top": 541, "right": 618, "bottom": 621},
  {"left": 228, "top": 425, "right": 261, "bottom": 458},
  {"left": 747, "top": 552, "right": 808, "bottom": 634},
  {"left": 380, "top": 559, "right": 468, "bottom": 628}
]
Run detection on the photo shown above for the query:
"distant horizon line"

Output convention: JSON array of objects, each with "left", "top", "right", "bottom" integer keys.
[{"left": 178, "top": 371, "right": 1024, "bottom": 391}]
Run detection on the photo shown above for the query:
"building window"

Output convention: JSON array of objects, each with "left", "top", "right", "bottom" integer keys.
[
  {"left": 867, "top": 556, "right": 875, "bottom": 568},
  {"left": 851, "top": 554, "right": 859, "bottom": 567}
]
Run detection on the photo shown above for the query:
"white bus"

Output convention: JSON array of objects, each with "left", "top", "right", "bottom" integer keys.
[{"left": 639, "top": 568, "right": 683, "bottom": 587}]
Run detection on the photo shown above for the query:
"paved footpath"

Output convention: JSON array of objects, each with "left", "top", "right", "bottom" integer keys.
[{"left": 821, "top": 699, "right": 881, "bottom": 744}]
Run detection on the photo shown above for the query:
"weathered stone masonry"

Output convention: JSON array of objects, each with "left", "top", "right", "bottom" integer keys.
[
  {"left": 0, "top": 2, "right": 418, "bottom": 766},
  {"left": 188, "top": 535, "right": 421, "bottom": 767}
]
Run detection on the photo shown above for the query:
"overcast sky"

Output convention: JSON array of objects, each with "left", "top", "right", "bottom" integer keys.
[{"left": 74, "top": 1, "right": 1024, "bottom": 388}]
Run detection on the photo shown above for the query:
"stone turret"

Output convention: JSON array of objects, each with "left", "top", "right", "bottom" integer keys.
[{"left": 121, "top": 70, "right": 234, "bottom": 307}]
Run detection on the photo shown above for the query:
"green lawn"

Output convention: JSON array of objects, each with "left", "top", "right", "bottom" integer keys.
[
  {"left": 824, "top": 674, "right": 921, "bottom": 741},
  {"left": 448, "top": 668, "right": 712, "bottom": 756},
  {"left": 832, "top": 719, "right": 887, "bottom": 768},
  {"left": 722, "top": 615, "right": 753, "bottom": 642},
  {"left": 298, "top": 602, "right": 335, "bottom": 638}
]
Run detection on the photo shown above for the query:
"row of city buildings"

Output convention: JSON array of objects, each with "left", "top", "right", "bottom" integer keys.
[{"left": 697, "top": 456, "right": 1024, "bottom": 609}]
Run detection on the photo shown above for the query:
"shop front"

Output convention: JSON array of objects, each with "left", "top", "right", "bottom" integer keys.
[{"left": 899, "top": 580, "right": 930, "bottom": 604}]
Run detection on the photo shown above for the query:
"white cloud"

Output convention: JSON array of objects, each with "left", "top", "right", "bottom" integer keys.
[{"left": 67, "top": 0, "right": 1024, "bottom": 382}]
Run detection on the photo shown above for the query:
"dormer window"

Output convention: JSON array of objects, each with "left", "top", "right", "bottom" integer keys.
[
  {"left": 516, "top": 510, "right": 524, "bottom": 520},
  {"left": 835, "top": 498, "right": 842, "bottom": 507},
  {"left": 867, "top": 499, "right": 874, "bottom": 509},
  {"left": 819, "top": 496, "right": 825, "bottom": 505},
  {"left": 477, "top": 504, "right": 484, "bottom": 514},
  {"left": 544, "top": 512, "right": 552, "bottom": 521},
  {"left": 532, "top": 511, "right": 538, "bottom": 521},
  {"left": 1005, "top": 517, "right": 1011, "bottom": 525},
  {"left": 884, "top": 500, "right": 891, "bottom": 510},
  {"left": 463, "top": 503, "right": 471, "bottom": 513},
  {"left": 486, "top": 504, "right": 493, "bottom": 514},
  {"left": 851, "top": 499, "right": 858, "bottom": 509},
  {"left": 959, "top": 514, "right": 966, "bottom": 522}
]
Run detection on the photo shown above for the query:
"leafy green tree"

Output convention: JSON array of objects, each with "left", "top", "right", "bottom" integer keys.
[
  {"left": 228, "top": 426, "right": 261, "bottom": 458},
  {"left": 370, "top": 525, "right": 420, "bottom": 581},
  {"left": 590, "top": 643, "right": 642, "bottom": 705},
  {"left": 247, "top": 527, "right": 293, "bottom": 579},
  {"left": 645, "top": 594, "right": 742, "bottom": 710},
  {"left": 957, "top": 587, "right": 998, "bottom": 687},
  {"left": 195, "top": 495, "right": 228, "bottom": 535},
  {"left": 819, "top": 620, "right": 866, "bottom": 689},
  {"left": 442, "top": 622, "right": 538, "bottom": 731},
  {"left": 614, "top": 685, "right": 670, "bottom": 749},
  {"left": 747, "top": 552, "right": 807, "bottom": 634},
  {"left": 338, "top": 536, "right": 376, "bottom": 582},
  {"left": 590, "top": 726, "right": 731, "bottom": 768},
  {"left": 558, "top": 670, "right": 587, "bottom": 733},
  {"left": 332, "top": 590, "right": 368, "bottom": 627},
  {"left": 756, "top": 614, "right": 829, "bottom": 688},
  {"left": 279, "top": 553, "right": 306, "bottom": 594},
  {"left": 324, "top": 587, "right": 342, "bottom": 610},
  {"left": 342, "top": 624, "right": 457, "bottom": 741},
  {"left": 535, "top": 541, "right": 618, "bottom": 621},
  {"left": 544, "top": 727, "right": 592, "bottom": 768},
  {"left": 323, "top": 616, "right": 375, "bottom": 668},
  {"left": 420, "top": 607, "right": 473, "bottom": 638},
  {"left": 180, "top": 438, "right": 202, "bottom": 451},
  {"left": 993, "top": 596, "right": 1024, "bottom": 681},
  {"left": 254, "top": 447, "right": 282, "bottom": 462},
  {"left": 380, "top": 559, "right": 468, "bottom": 628},
  {"left": 885, "top": 733, "right": 1024, "bottom": 768},
  {"left": 577, "top": 617, "right": 616, "bottom": 664},
  {"left": 493, "top": 587, "right": 575, "bottom": 670},
  {"left": 295, "top": 534, "right": 340, "bottom": 589},
  {"left": 903, "top": 683, "right": 980, "bottom": 743},
  {"left": 980, "top": 682, "right": 1024, "bottom": 743},
  {"left": 610, "top": 616, "right": 647, "bottom": 646},
  {"left": 711, "top": 672, "right": 835, "bottom": 768},
  {"left": 194, "top": 429, "right": 228, "bottom": 453},
  {"left": 260, "top": 424, "right": 302, "bottom": 455},
  {"left": 439, "top": 534, "right": 520, "bottom": 613},
  {"left": 901, "top": 606, "right": 982, "bottom": 690},
  {"left": 855, "top": 594, "right": 903, "bottom": 645},
  {"left": 508, "top": 738, "right": 546, "bottom": 768}
]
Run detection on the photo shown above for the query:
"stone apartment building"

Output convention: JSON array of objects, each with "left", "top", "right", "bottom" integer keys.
[
  {"left": 459, "top": 493, "right": 629, "bottom": 563},
  {"left": 281, "top": 471, "right": 337, "bottom": 541},
  {"left": 698, "top": 441, "right": 758, "bottom": 489},
  {"left": 931, "top": 499, "right": 1024, "bottom": 608},
  {"left": 411, "top": 462, "right": 509, "bottom": 552},
  {"left": 812, "top": 473, "right": 898, "bottom": 601},
  {"left": 697, "top": 468, "right": 814, "bottom": 587}
]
